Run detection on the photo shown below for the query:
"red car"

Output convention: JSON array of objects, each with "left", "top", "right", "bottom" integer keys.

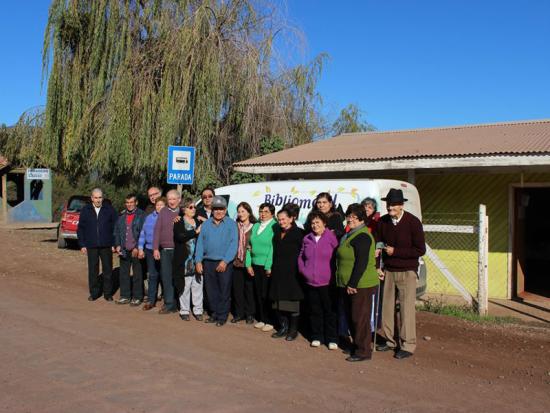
[{"left": 57, "top": 195, "right": 89, "bottom": 248}]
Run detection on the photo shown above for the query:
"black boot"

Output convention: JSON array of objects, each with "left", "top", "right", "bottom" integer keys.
[
  {"left": 272, "top": 312, "right": 288, "bottom": 338},
  {"left": 285, "top": 314, "right": 299, "bottom": 341}
]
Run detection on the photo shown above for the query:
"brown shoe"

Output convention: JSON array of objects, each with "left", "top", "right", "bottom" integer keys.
[{"left": 142, "top": 303, "right": 155, "bottom": 311}]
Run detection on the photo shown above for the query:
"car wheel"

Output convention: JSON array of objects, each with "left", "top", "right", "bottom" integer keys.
[{"left": 57, "top": 226, "right": 67, "bottom": 249}]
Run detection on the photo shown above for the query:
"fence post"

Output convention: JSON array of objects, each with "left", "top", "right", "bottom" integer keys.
[{"left": 477, "top": 204, "right": 489, "bottom": 315}]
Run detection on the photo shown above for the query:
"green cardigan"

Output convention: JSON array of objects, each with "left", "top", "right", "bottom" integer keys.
[
  {"left": 336, "top": 226, "right": 379, "bottom": 289},
  {"left": 245, "top": 219, "right": 276, "bottom": 271}
]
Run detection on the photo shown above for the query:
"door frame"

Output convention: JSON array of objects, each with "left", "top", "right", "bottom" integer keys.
[{"left": 508, "top": 182, "right": 550, "bottom": 299}]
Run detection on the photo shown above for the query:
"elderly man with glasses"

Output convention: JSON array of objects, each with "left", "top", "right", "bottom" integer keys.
[{"left": 144, "top": 186, "right": 162, "bottom": 215}]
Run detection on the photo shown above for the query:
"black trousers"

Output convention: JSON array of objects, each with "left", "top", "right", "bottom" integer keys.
[
  {"left": 305, "top": 284, "right": 338, "bottom": 344},
  {"left": 119, "top": 253, "right": 143, "bottom": 300},
  {"left": 252, "top": 264, "right": 271, "bottom": 324},
  {"left": 87, "top": 247, "right": 113, "bottom": 299},
  {"left": 232, "top": 266, "right": 255, "bottom": 318}
]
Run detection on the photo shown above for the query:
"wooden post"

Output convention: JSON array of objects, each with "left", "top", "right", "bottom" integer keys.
[
  {"left": 177, "top": 184, "right": 183, "bottom": 195},
  {"left": 477, "top": 204, "right": 489, "bottom": 316},
  {"left": 1, "top": 173, "right": 7, "bottom": 223}
]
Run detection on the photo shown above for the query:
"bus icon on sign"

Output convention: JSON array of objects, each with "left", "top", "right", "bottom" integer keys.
[
  {"left": 167, "top": 145, "right": 195, "bottom": 185},
  {"left": 172, "top": 150, "right": 191, "bottom": 171}
]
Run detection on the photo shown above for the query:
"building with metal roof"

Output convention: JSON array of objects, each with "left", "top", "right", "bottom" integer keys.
[{"left": 234, "top": 120, "right": 550, "bottom": 303}]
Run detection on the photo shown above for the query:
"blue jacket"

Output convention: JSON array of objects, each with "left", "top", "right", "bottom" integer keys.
[
  {"left": 138, "top": 211, "right": 159, "bottom": 250},
  {"left": 195, "top": 216, "right": 238, "bottom": 263},
  {"left": 77, "top": 203, "right": 118, "bottom": 248},
  {"left": 114, "top": 208, "right": 146, "bottom": 250}
]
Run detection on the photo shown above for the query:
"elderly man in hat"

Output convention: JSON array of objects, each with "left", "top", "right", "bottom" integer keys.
[
  {"left": 195, "top": 196, "right": 238, "bottom": 326},
  {"left": 376, "top": 188, "right": 425, "bottom": 359}
]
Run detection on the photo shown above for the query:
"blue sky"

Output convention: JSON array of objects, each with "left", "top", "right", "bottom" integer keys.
[{"left": 1, "top": 0, "right": 549, "bottom": 131}]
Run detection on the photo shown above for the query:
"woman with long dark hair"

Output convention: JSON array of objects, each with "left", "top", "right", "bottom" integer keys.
[
  {"left": 232, "top": 202, "right": 257, "bottom": 323},
  {"left": 310, "top": 192, "right": 345, "bottom": 239}
]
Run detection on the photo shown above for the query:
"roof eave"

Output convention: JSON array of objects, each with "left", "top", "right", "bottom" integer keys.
[{"left": 233, "top": 154, "right": 550, "bottom": 174}]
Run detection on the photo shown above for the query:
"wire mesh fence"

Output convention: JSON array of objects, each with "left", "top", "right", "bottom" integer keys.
[{"left": 422, "top": 212, "right": 483, "bottom": 305}]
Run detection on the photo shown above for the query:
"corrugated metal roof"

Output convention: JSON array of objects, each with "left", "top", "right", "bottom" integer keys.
[{"left": 234, "top": 119, "right": 550, "bottom": 167}]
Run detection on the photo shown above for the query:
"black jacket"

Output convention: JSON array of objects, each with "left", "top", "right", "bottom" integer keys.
[
  {"left": 77, "top": 203, "right": 118, "bottom": 248},
  {"left": 173, "top": 218, "right": 202, "bottom": 293},
  {"left": 269, "top": 224, "right": 305, "bottom": 301},
  {"left": 196, "top": 206, "right": 211, "bottom": 221}
]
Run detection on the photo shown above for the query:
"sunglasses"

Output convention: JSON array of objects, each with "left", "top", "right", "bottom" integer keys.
[
  {"left": 202, "top": 194, "right": 213, "bottom": 199},
  {"left": 186, "top": 205, "right": 196, "bottom": 209}
]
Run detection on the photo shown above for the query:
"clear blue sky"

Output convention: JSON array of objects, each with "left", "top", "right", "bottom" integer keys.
[{"left": 1, "top": 0, "right": 549, "bottom": 131}]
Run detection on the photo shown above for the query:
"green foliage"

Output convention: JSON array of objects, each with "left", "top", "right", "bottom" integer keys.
[
  {"left": 229, "top": 135, "right": 285, "bottom": 184},
  {"left": 331, "top": 103, "right": 376, "bottom": 136},
  {"left": 51, "top": 174, "right": 144, "bottom": 220},
  {"left": 4, "top": 0, "right": 327, "bottom": 191},
  {"left": 418, "top": 299, "right": 517, "bottom": 324}
]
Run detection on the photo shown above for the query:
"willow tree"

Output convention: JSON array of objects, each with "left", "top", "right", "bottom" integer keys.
[{"left": 39, "top": 0, "right": 325, "bottom": 188}]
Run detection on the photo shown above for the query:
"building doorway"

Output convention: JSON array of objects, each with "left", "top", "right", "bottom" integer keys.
[{"left": 513, "top": 186, "right": 550, "bottom": 300}]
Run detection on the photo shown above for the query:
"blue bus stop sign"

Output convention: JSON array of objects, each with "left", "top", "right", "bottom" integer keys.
[{"left": 167, "top": 145, "right": 195, "bottom": 185}]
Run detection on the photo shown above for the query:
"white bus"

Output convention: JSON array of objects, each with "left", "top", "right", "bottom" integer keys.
[{"left": 203, "top": 179, "right": 426, "bottom": 297}]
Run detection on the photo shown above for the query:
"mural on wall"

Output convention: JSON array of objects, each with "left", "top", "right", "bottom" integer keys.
[{"left": 7, "top": 169, "right": 52, "bottom": 223}]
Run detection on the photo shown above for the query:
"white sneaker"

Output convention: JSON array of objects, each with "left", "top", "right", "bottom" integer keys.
[
  {"left": 261, "top": 323, "right": 274, "bottom": 332},
  {"left": 328, "top": 342, "right": 338, "bottom": 350},
  {"left": 254, "top": 322, "right": 265, "bottom": 329},
  {"left": 310, "top": 340, "right": 321, "bottom": 348}
]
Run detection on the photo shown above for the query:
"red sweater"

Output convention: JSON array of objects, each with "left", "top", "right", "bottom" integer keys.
[{"left": 376, "top": 211, "right": 426, "bottom": 272}]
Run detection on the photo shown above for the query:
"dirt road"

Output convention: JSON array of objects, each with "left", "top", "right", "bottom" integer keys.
[{"left": 0, "top": 228, "right": 549, "bottom": 412}]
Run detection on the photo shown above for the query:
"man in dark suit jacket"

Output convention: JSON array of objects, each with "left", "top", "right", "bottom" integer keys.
[{"left": 77, "top": 188, "right": 118, "bottom": 301}]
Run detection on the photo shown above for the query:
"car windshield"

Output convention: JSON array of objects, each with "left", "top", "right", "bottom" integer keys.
[{"left": 67, "top": 198, "right": 87, "bottom": 212}]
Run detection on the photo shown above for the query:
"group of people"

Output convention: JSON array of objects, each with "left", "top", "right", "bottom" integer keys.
[{"left": 77, "top": 185, "right": 425, "bottom": 362}]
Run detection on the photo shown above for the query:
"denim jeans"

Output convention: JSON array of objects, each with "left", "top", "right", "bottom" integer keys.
[
  {"left": 145, "top": 249, "right": 161, "bottom": 304},
  {"left": 160, "top": 249, "right": 176, "bottom": 311}
]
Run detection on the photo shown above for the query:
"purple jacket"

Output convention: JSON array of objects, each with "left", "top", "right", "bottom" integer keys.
[{"left": 298, "top": 230, "right": 339, "bottom": 287}]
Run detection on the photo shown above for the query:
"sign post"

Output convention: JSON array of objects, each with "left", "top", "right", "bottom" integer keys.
[{"left": 167, "top": 146, "right": 195, "bottom": 191}]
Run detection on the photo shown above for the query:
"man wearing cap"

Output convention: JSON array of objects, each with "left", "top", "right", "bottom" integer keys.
[
  {"left": 376, "top": 188, "right": 426, "bottom": 359},
  {"left": 195, "top": 196, "right": 238, "bottom": 326}
]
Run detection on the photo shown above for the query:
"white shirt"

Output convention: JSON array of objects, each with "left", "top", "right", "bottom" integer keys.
[
  {"left": 94, "top": 206, "right": 101, "bottom": 216},
  {"left": 257, "top": 219, "right": 271, "bottom": 234},
  {"left": 392, "top": 211, "right": 404, "bottom": 226},
  {"left": 314, "top": 235, "right": 321, "bottom": 242}
]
